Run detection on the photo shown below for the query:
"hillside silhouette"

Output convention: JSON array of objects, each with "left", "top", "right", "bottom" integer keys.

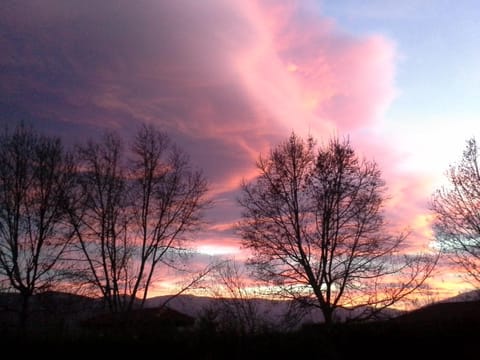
[
  {"left": 1, "top": 290, "right": 479, "bottom": 358},
  {"left": 1, "top": 290, "right": 479, "bottom": 330},
  {"left": 394, "top": 299, "right": 480, "bottom": 324}
]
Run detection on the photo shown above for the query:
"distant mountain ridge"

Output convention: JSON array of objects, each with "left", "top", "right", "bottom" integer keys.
[
  {"left": 1, "top": 289, "right": 479, "bottom": 331},
  {"left": 393, "top": 300, "right": 480, "bottom": 324},
  {"left": 440, "top": 289, "right": 480, "bottom": 303},
  {"left": 143, "top": 293, "right": 404, "bottom": 327}
]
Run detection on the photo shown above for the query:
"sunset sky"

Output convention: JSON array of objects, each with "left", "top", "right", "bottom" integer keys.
[{"left": 1, "top": 0, "right": 479, "bottom": 299}]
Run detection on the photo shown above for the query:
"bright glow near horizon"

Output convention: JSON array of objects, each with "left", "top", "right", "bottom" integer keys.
[{"left": 197, "top": 245, "right": 241, "bottom": 256}]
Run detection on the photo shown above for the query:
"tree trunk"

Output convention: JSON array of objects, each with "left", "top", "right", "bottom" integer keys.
[
  {"left": 19, "top": 292, "right": 31, "bottom": 335},
  {"left": 322, "top": 306, "right": 334, "bottom": 326}
]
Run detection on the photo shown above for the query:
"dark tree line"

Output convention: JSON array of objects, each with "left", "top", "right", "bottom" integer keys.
[
  {"left": 0, "top": 124, "right": 449, "bottom": 330},
  {"left": 0, "top": 124, "right": 209, "bottom": 326}
]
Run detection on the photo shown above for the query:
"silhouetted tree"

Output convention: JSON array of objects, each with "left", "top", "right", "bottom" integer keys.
[
  {"left": 128, "top": 124, "right": 209, "bottom": 309},
  {"left": 67, "top": 125, "right": 209, "bottom": 313},
  {"left": 0, "top": 124, "right": 74, "bottom": 329},
  {"left": 432, "top": 138, "right": 480, "bottom": 286},
  {"left": 239, "top": 133, "right": 436, "bottom": 325},
  {"left": 67, "top": 131, "right": 132, "bottom": 313}
]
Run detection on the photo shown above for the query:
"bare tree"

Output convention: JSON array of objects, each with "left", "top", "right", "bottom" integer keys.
[
  {"left": 68, "top": 126, "right": 209, "bottom": 313},
  {"left": 0, "top": 124, "right": 74, "bottom": 328},
  {"left": 127, "top": 124, "right": 209, "bottom": 309},
  {"left": 67, "top": 132, "right": 132, "bottom": 313},
  {"left": 432, "top": 138, "right": 480, "bottom": 286},
  {"left": 238, "top": 133, "right": 436, "bottom": 325}
]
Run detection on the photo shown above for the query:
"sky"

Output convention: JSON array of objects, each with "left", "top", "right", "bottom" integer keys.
[{"left": 1, "top": 0, "right": 479, "bottom": 299}]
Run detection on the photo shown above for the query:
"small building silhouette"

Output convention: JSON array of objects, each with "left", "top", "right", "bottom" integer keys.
[{"left": 81, "top": 306, "right": 195, "bottom": 337}]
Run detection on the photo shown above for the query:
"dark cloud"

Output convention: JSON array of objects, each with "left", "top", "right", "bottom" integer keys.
[{"left": 0, "top": 0, "right": 283, "bottom": 189}]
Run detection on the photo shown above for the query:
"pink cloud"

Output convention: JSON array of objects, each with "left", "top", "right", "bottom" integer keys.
[
  {"left": 236, "top": 0, "right": 397, "bottom": 136},
  {"left": 346, "top": 135, "right": 437, "bottom": 254}
]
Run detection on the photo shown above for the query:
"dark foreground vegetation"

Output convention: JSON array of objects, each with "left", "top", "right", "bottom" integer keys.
[
  {"left": 2, "top": 318, "right": 477, "bottom": 359},
  {"left": 2, "top": 299, "right": 479, "bottom": 359}
]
